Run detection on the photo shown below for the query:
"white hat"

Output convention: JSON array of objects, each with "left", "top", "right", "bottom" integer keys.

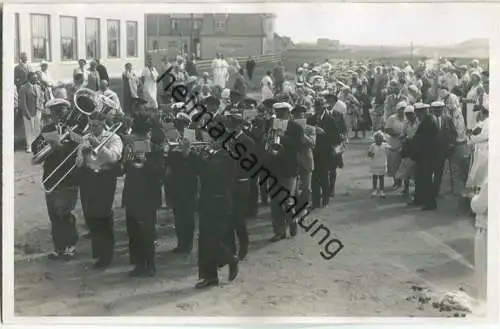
[
  {"left": 176, "top": 112, "right": 191, "bottom": 122},
  {"left": 40, "top": 60, "right": 48, "bottom": 66},
  {"left": 45, "top": 98, "right": 70, "bottom": 108},
  {"left": 396, "top": 101, "right": 409, "bottom": 109},
  {"left": 404, "top": 105, "right": 415, "bottom": 113},
  {"left": 414, "top": 102, "right": 430, "bottom": 110},
  {"left": 221, "top": 88, "right": 231, "bottom": 99},
  {"left": 171, "top": 102, "right": 185, "bottom": 110},
  {"left": 430, "top": 101, "right": 445, "bottom": 108},
  {"left": 272, "top": 102, "right": 292, "bottom": 111}
]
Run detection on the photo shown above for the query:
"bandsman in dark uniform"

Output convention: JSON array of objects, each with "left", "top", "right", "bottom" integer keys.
[
  {"left": 122, "top": 112, "right": 165, "bottom": 276},
  {"left": 409, "top": 103, "right": 439, "bottom": 210},
  {"left": 225, "top": 113, "right": 255, "bottom": 260},
  {"left": 167, "top": 114, "right": 198, "bottom": 254},
  {"left": 307, "top": 98, "right": 341, "bottom": 209},
  {"left": 75, "top": 111, "right": 123, "bottom": 269},
  {"left": 195, "top": 119, "right": 239, "bottom": 288},
  {"left": 36, "top": 99, "right": 79, "bottom": 260}
]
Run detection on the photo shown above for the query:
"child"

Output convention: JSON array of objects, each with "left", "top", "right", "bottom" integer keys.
[{"left": 368, "top": 131, "right": 389, "bottom": 197}]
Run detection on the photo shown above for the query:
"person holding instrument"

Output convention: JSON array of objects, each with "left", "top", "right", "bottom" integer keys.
[
  {"left": 122, "top": 112, "right": 164, "bottom": 277},
  {"left": 37, "top": 98, "right": 80, "bottom": 260},
  {"left": 75, "top": 111, "right": 123, "bottom": 269}
]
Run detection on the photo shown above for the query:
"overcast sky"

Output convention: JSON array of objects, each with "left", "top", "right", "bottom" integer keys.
[{"left": 272, "top": 3, "right": 494, "bottom": 46}]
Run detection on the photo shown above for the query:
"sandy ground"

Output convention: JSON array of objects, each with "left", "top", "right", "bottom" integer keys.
[{"left": 12, "top": 139, "right": 477, "bottom": 317}]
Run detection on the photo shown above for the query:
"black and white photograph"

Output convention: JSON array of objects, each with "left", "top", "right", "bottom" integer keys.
[{"left": 2, "top": 0, "right": 498, "bottom": 322}]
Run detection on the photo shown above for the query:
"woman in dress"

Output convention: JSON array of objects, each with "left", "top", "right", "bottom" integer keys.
[
  {"left": 464, "top": 72, "right": 484, "bottom": 131},
  {"left": 141, "top": 56, "right": 159, "bottom": 110},
  {"left": 122, "top": 63, "right": 140, "bottom": 115},
  {"left": 466, "top": 105, "right": 489, "bottom": 193},
  {"left": 384, "top": 102, "right": 406, "bottom": 190},
  {"left": 86, "top": 60, "right": 101, "bottom": 91},
  {"left": 260, "top": 71, "right": 274, "bottom": 101}
]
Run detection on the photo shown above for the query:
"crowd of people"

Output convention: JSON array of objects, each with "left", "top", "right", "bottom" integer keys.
[{"left": 13, "top": 51, "right": 489, "bottom": 303}]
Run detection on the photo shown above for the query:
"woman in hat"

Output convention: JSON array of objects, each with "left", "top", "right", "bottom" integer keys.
[
  {"left": 464, "top": 72, "right": 484, "bottom": 130},
  {"left": 466, "top": 103, "right": 489, "bottom": 195},
  {"left": 141, "top": 55, "right": 159, "bottom": 110},
  {"left": 73, "top": 59, "right": 88, "bottom": 87},
  {"left": 384, "top": 102, "right": 407, "bottom": 190}
]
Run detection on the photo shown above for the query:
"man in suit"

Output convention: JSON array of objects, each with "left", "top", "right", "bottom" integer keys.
[
  {"left": 306, "top": 98, "right": 341, "bottom": 209},
  {"left": 430, "top": 101, "right": 457, "bottom": 196},
  {"left": 409, "top": 103, "right": 439, "bottom": 210},
  {"left": 325, "top": 93, "right": 347, "bottom": 196},
  {"left": 20, "top": 72, "right": 45, "bottom": 153},
  {"left": 15, "top": 52, "right": 31, "bottom": 90},
  {"left": 291, "top": 105, "right": 316, "bottom": 214}
]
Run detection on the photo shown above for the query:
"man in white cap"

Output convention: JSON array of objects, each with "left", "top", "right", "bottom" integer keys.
[
  {"left": 410, "top": 103, "right": 439, "bottom": 210},
  {"left": 19, "top": 71, "right": 45, "bottom": 153},
  {"left": 37, "top": 98, "right": 79, "bottom": 260},
  {"left": 430, "top": 101, "right": 456, "bottom": 196}
]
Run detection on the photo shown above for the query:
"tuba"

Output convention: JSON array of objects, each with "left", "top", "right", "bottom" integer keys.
[{"left": 74, "top": 88, "right": 121, "bottom": 116}]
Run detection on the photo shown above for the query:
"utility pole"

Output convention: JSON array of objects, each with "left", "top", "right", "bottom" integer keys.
[{"left": 188, "top": 13, "right": 194, "bottom": 57}]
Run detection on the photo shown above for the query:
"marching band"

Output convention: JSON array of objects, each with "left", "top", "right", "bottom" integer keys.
[{"left": 26, "top": 56, "right": 488, "bottom": 294}]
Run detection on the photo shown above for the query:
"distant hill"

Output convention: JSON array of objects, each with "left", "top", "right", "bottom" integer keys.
[{"left": 292, "top": 38, "right": 489, "bottom": 59}]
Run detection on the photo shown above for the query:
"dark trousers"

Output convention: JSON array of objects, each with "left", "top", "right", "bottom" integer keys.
[
  {"left": 198, "top": 199, "right": 235, "bottom": 281},
  {"left": 229, "top": 181, "right": 250, "bottom": 255},
  {"left": 80, "top": 169, "right": 117, "bottom": 263},
  {"left": 433, "top": 157, "right": 446, "bottom": 195},
  {"left": 247, "top": 67, "right": 254, "bottom": 80},
  {"left": 255, "top": 168, "right": 270, "bottom": 204},
  {"left": 415, "top": 160, "right": 437, "bottom": 208},
  {"left": 329, "top": 168, "right": 337, "bottom": 195},
  {"left": 248, "top": 176, "right": 259, "bottom": 217},
  {"left": 45, "top": 185, "right": 79, "bottom": 252},
  {"left": 172, "top": 196, "right": 195, "bottom": 251},
  {"left": 126, "top": 208, "right": 156, "bottom": 269},
  {"left": 312, "top": 164, "right": 330, "bottom": 208}
]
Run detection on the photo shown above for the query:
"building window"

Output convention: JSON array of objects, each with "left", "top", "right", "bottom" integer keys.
[
  {"left": 107, "top": 19, "right": 120, "bottom": 58},
  {"left": 215, "top": 18, "right": 226, "bottom": 32},
  {"left": 30, "top": 14, "right": 51, "bottom": 62},
  {"left": 14, "top": 13, "right": 20, "bottom": 62},
  {"left": 126, "top": 21, "right": 138, "bottom": 57},
  {"left": 85, "top": 18, "right": 100, "bottom": 59},
  {"left": 171, "top": 19, "right": 178, "bottom": 30},
  {"left": 158, "top": 15, "right": 170, "bottom": 36},
  {"left": 193, "top": 19, "right": 202, "bottom": 30},
  {"left": 146, "top": 15, "right": 158, "bottom": 36},
  {"left": 60, "top": 16, "right": 77, "bottom": 61}
]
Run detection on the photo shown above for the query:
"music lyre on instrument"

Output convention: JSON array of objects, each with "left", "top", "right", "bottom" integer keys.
[{"left": 39, "top": 88, "right": 123, "bottom": 194}]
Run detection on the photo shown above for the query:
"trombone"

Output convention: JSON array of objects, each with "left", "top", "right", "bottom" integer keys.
[
  {"left": 43, "top": 122, "right": 123, "bottom": 193},
  {"left": 42, "top": 88, "right": 122, "bottom": 193}
]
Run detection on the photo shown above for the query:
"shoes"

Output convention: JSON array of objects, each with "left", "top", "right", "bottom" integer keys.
[
  {"left": 379, "top": 190, "right": 386, "bottom": 198},
  {"left": 289, "top": 220, "right": 298, "bottom": 237},
  {"left": 228, "top": 257, "right": 239, "bottom": 281},
  {"left": 25, "top": 149, "right": 31, "bottom": 153},
  {"left": 238, "top": 245, "right": 248, "bottom": 261},
  {"left": 128, "top": 266, "right": 146, "bottom": 277},
  {"left": 269, "top": 234, "right": 286, "bottom": 242},
  {"left": 61, "top": 246, "right": 76, "bottom": 261},
  {"left": 48, "top": 250, "right": 64, "bottom": 260},
  {"left": 93, "top": 259, "right": 111, "bottom": 270},
  {"left": 195, "top": 279, "right": 219, "bottom": 289},
  {"left": 153, "top": 240, "right": 160, "bottom": 247},
  {"left": 371, "top": 190, "right": 378, "bottom": 196}
]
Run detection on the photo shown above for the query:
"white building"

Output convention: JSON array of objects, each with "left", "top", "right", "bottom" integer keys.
[{"left": 5, "top": 2, "right": 145, "bottom": 83}]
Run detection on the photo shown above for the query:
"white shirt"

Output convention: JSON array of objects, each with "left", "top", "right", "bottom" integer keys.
[
  {"left": 76, "top": 130, "right": 123, "bottom": 171},
  {"left": 333, "top": 100, "right": 347, "bottom": 116}
]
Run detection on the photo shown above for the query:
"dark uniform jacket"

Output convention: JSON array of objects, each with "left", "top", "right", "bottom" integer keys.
[
  {"left": 122, "top": 138, "right": 165, "bottom": 213},
  {"left": 409, "top": 114, "right": 439, "bottom": 162},
  {"left": 40, "top": 124, "right": 79, "bottom": 189}
]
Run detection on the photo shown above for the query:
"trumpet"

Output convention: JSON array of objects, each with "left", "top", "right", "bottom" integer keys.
[
  {"left": 163, "top": 140, "right": 210, "bottom": 156},
  {"left": 42, "top": 121, "right": 123, "bottom": 193}
]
